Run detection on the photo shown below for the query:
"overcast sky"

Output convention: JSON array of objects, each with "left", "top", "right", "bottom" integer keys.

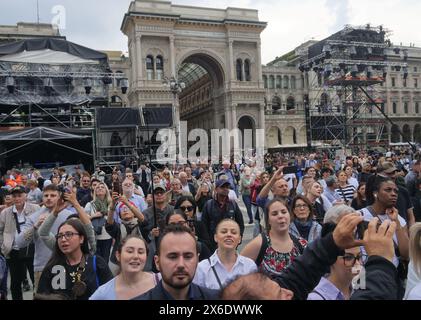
[{"left": 1, "top": 0, "right": 421, "bottom": 64}]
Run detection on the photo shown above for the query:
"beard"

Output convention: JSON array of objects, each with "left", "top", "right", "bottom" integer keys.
[{"left": 161, "top": 270, "right": 193, "bottom": 290}]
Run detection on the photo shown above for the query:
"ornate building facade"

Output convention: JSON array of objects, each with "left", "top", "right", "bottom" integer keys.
[{"left": 121, "top": 0, "right": 267, "bottom": 146}]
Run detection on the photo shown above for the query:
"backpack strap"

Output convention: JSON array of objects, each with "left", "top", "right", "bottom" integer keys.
[
  {"left": 290, "top": 234, "right": 305, "bottom": 255},
  {"left": 208, "top": 258, "right": 223, "bottom": 290},
  {"left": 310, "top": 290, "right": 326, "bottom": 300},
  {"left": 93, "top": 255, "right": 99, "bottom": 288},
  {"left": 255, "top": 232, "right": 268, "bottom": 266}
]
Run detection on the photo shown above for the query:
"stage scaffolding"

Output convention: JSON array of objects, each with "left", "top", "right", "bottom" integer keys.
[{"left": 300, "top": 24, "right": 415, "bottom": 154}]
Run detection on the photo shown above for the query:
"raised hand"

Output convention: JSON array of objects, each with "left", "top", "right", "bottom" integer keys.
[
  {"left": 332, "top": 213, "right": 364, "bottom": 249},
  {"left": 363, "top": 217, "right": 396, "bottom": 262}
]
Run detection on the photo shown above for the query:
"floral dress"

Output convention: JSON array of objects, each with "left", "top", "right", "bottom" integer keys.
[{"left": 259, "top": 233, "right": 308, "bottom": 279}]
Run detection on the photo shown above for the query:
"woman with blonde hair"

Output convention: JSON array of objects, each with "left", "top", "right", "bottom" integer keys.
[
  {"left": 404, "top": 223, "right": 421, "bottom": 299},
  {"left": 85, "top": 182, "right": 113, "bottom": 263}
]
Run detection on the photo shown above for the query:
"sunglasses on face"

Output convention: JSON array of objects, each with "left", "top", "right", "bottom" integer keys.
[{"left": 180, "top": 206, "right": 194, "bottom": 212}]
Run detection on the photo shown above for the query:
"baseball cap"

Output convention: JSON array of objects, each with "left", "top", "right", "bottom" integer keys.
[
  {"left": 11, "top": 185, "right": 26, "bottom": 194},
  {"left": 215, "top": 179, "right": 231, "bottom": 188},
  {"left": 377, "top": 161, "right": 397, "bottom": 174},
  {"left": 153, "top": 185, "right": 166, "bottom": 192}
]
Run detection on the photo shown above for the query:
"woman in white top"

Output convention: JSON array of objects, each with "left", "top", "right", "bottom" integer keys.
[
  {"left": 85, "top": 182, "right": 113, "bottom": 264},
  {"left": 404, "top": 223, "right": 421, "bottom": 300},
  {"left": 193, "top": 219, "right": 257, "bottom": 291},
  {"left": 90, "top": 235, "right": 159, "bottom": 300}
]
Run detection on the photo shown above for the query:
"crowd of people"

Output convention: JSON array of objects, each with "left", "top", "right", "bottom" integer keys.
[{"left": 1, "top": 147, "right": 421, "bottom": 300}]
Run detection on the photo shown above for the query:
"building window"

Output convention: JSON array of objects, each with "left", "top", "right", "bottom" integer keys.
[
  {"left": 244, "top": 59, "right": 251, "bottom": 81},
  {"left": 415, "top": 78, "right": 418, "bottom": 88},
  {"left": 276, "top": 76, "right": 282, "bottom": 89},
  {"left": 404, "top": 102, "right": 408, "bottom": 113},
  {"left": 392, "top": 102, "right": 397, "bottom": 114},
  {"left": 403, "top": 78, "right": 407, "bottom": 87},
  {"left": 269, "top": 76, "right": 275, "bottom": 89},
  {"left": 272, "top": 96, "right": 281, "bottom": 111},
  {"left": 236, "top": 59, "right": 243, "bottom": 81},
  {"left": 391, "top": 78, "right": 395, "bottom": 87},
  {"left": 293, "top": 128, "right": 297, "bottom": 144},
  {"left": 290, "top": 76, "right": 296, "bottom": 89},
  {"left": 286, "top": 96, "right": 295, "bottom": 110},
  {"left": 156, "top": 55, "right": 163, "bottom": 80},
  {"left": 416, "top": 102, "right": 419, "bottom": 114},
  {"left": 263, "top": 75, "right": 268, "bottom": 88},
  {"left": 146, "top": 55, "right": 154, "bottom": 80},
  {"left": 283, "top": 76, "right": 289, "bottom": 89},
  {"left": 415, "top": 67, "right": 418, "bottom": 72}
]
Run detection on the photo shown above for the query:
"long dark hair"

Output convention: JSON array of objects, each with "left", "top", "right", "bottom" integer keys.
[
  {"left": 44, "top": 218, "right": 90, "bottom": 271},
  {"left": 355, "top": 182, "right": 366, "bottom": 208},
  {"left": 365, "top": 175, "right": 393, "bottom": 205},
  {"left": 174, "top": 195, "right": 197, "bottom": 216}
]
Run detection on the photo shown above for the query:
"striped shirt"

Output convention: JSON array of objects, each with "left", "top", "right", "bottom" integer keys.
[{"left": 335, "top": 184, "right": 356, "bottom": 203}]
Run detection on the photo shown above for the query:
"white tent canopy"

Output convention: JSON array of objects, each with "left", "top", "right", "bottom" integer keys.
[{"left": 0, "top": 49, "right": 99, "bottom": 65}]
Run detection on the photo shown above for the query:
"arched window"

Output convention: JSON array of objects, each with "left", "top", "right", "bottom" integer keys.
[
  {"left": 146, "top": 55, "right": 154, "bottom": 80},
  {"left": 391, "top": 124, "right": 400, "bottom": 143},
  {"left": 416, "top": 102, "right": 420, "bottom": 114},
  {"left": 286, "top": 96, "right": 295, "bottom": 110},
  {"left": 269, "top": 76, "right": 275, "bottom": 89},
  {"left": 276, "top": 76, "right": 282, "bottom": 89},
  {"left": 156, "top": 55, "right": 163, "bottom": 80},
  {"left": 272, "top": 96, "right": 281, "bottom": 111},
  {"left": 263, "top": 76, "right": 268, "bottom": 89},
  {"left": 392, "top": 102, "right": 397, "bottom": 114},
  {"left": 404, "top": 102, "right": 408, "bottom": 114},
  {"left": 244, "top": 59, "right": 251, "bottom": 81},
  {"left": 403, "top": 124, "right": 411, "bottom": 142},
  {"left": 236, "top": 59, "right": 243, "bottom": 81},
  {"left": 414, "top": 124, "right": 421, "bottom": 143},
  {"left": 290, "top": 76, "right": 296, "bottom": 89}
]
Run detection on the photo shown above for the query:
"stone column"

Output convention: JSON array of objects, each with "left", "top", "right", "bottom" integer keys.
[
  {"left": 128, "top": 39, "right": 136, "bottom": 87},
  {"left": 241, "top": 61, "right": 246, "bottom": 82},
  {"left": 225, "top": 107, "right": 232, "bottom": 130},
  {"left": 256, "top": 41, "right": 263, "bottom": 83},
  {"left": 259, "top": 103, "right": 265, "bottom": 129},
  {"left": 228, "top": 40, "right": 235, "bottom": 81},
  {"left": 232, "top": 103, "right": 237, "bottom": 130},
  {"left": 170, "top": 35, "right": 176, "bottom": 77},
  {"left": 135, "top": 35, "right": 143, "bottom": 84}
]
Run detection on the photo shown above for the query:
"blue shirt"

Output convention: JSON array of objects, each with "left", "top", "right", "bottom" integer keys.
[
  {"left": 90, "top": 278, "right": 117, "bottom": 300},
  {"left": 307, "top": 277, "right": 346, "bottom": 300}
]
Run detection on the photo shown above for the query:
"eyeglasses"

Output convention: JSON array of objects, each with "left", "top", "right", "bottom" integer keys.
[
  {"left": 294, "top": 204, "right": 309, "bottom": 209},
  {"left": 340, "top": 253, "right": 368, "bottom": 266},
  {"left": 56, "top": 232, "right": 79, "bottom": 241},
  {"left": 180, "top": 206, "right": 194, "bottom": 212}
]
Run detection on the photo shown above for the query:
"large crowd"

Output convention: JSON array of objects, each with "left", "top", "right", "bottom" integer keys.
[{"left": 1, "top": 147, "right": 421, "bottom": 300}]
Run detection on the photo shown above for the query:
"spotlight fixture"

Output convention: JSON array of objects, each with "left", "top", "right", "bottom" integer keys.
[
  {"left": 6, "top": 76, "right": 15, "bottom": 94},
  {"left": 366, "top": 66, "right": 373, "bottom": 78},
  {"left": 403, "top": 67, "right": 408, "bottom": 79},
  {"left": 84, "top": 78, "right": 92, "bottom": 95},
  {"left": 120, "top": 78, "right": 129, "bottom": 94},
  {"left": 64, "top": 75, "right": 73, "bottom": 85},
  {"left": 43, "top": 77, "right": 53, "bottom": 95},
  {"left": 394, "top": 48, "right": 400, "bottom": 54},
  {"left": 351, "top": 65, "right": 358, "bottom": 77}
]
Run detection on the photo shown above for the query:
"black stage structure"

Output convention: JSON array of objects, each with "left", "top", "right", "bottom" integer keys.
[
  {"left": 299, "top": 25, "right": 415, "bottom": 155},
  {"left": 0, "top": 38, "right": 128, "bottom": 171}
]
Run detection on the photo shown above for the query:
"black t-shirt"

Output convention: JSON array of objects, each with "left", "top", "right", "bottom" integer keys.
[
  {"left": 396, "top": 185, "right": 412, "bottom": 223},
  {"left": 37, "top": 255, "right": 113, "bottom": 300}
]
